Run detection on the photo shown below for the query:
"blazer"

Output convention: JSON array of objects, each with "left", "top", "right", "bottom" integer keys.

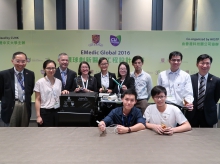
[
  {"left": 185, "top": 73, "right": 220, "bottom": 126},
  {"left": 54, "top": 68, "right": 77, "bottom": 91},
  {"left": 94, "top": 72, "right": 116, "bottom": 92},
  {"left": 0, "top": 68, "right": 35, "bottom": 124},
  {"left": 113, "top": 76, "right": 135, "bottom": 94},
  {"left": 73, "top": 75, "right": 98, "bottom": 92}
]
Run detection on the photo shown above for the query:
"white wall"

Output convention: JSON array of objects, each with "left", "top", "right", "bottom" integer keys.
[
  {"left": 44, "top": 0, "right": 56, "bottom": 30},
  {"left": 163, "top": 0, "right": 193, "bottom": 31},
  {"left": 122, "top": 0, "right": 152, "bottom": 30},
  {"left": 66, "top": 0, "right": 78, "bottom": 29},
  {"left": 22, "top": 0, "right": 35, "bottom": 30},
  {"left": 0, "top": 0, "right": 17, "bottom": 30}
]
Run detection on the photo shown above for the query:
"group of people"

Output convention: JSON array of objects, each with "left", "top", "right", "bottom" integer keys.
[{"left": 0, "top": 51, "right": 219, "bottom": 133}]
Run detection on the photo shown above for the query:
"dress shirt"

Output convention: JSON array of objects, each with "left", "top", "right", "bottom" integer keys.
[
  {"left": 197, "top": 73, "right": 208, "bottom": 95},
  {"left": 14, "top": 67, "right": 24, "bottom": 99},
  {"left": 101, "top": 72, "right": 109, "bottom": 89},
  {"left": 103, "top": 106, "right": 146, "bottom": 127},
  {"left": 59, "top": 67, "right": 67, "bottom": 84},
  {"left": 157, "top": 69, "right": 194, "bottom": 107},
  {"left": 130, "top": 70, "right": 153, "bottom": 100}
]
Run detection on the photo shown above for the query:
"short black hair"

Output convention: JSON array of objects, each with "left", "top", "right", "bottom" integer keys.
[
  {"left": 78, "top": 61, "right": 91, "bottom": 75},
  {"left": 98, "top": 57, "right": 108, "bottom": 65},
  {"left": 118, "top": 62, "right": 130, "bottom": 78},
  {"left": 169, "top": 51, "right": 183, "bottom": 60},
  {"left": 151, "top": 85, "right": 167, "bottom": 97},
  {"left": 196, "top": 54, "right": 213, "bottom": 64},
  {"left": 43, "top": 59, "right": 56, "bottom": 77},
  {"left": 132, "top": 55, "right": 144, "bottom": 64},
  {"left": 12, "top": 51, "right": 27, "bottom": 60},
  {"left": 121, "top": 89, "right": 137, "bottom": 100}
]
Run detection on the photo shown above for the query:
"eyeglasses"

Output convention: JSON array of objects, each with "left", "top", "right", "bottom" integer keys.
[
  {"left": 45, "top": 67, "right": 56, "bottom": 70},
  {"left": 14, "top": 60, "right": 27, "bottom": 64},
  {"left": 153, "top": 96, "right": 166, "bottom": 100},
  {"left": 81, "top": 66, "right": 89, "bottom": 69},
  {"left": 170, "top": 59, "right": 181, "bottom": 63},
  {"left": 100, "top": 63, "right": 108, "bottom": 66},
  {"left": 199, "top": 62, "right": 210, "bottom": 66},
  {"left": 119, "top": 68, "right": 127, "bottom": 71}
]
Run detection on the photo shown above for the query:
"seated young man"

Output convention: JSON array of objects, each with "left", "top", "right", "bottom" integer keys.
[
  {"left": 98, "top": 89, "right": 146, "bottom": 134},
  {"left": 143, "top": 85, "right": 191, "bottom": 135}
]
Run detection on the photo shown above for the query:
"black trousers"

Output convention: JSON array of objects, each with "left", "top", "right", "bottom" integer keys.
[
  {"left": 190, "top": 109, "right": 213, "bottom": 128},
  {"left": 38, "top": 108, "right": 59, "bottom": 127}
]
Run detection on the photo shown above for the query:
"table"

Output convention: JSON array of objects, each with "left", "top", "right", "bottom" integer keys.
[{"left": 0, "top": 128, "right": 219, "bottom": 163}]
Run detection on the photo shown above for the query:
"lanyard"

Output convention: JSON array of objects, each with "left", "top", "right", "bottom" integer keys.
[
  {"left": 122, "top": 114, "right": 131, "bottom": 127},
  {"left": 45, "top": 76, "right": 58, "bottom": 101},
  {"left": 81, "top": 76, "right": 88, "bottom": 89},
  {"left": 15, "top": 72, "right": 25, "bottom": 90}
]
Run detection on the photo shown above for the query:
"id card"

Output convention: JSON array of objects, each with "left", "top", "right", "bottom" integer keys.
[{"left": 54, "top": 101, "right": 60, "bottom": 109}]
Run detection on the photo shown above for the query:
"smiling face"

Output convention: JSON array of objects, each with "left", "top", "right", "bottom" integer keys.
[
  {"left": 58, "top": 55, "right": 69, "bottom": 70},
  {"left": 197, "top": 58, "right": 211, "bottom": 76},
  {"left": 122, "top": 94, "right": 137, "bottom": 112},
  {"left": 119, "top": 64, "right": 127, "bottom": 77},
  {"left": 80, "top": 63, "right": 90, "bottom": 75},
  {"left": 11, "top": 54, "right": 27, "bottom": 72},
  {"left": 169, "top": 55, "right": 181, "bottom": 72},
  {"left": 44, "top": 62, "right": 56, "bottom": 77},
  {"left": 99, "top": 59, "right": 109, "bottom": 72},
  {"left": 153, "top": 92, "right": 167, "bottom": 107}
]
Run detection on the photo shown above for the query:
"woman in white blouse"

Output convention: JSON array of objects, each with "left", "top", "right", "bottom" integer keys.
[{"left": 34, "top": 60, "right": 68, "bottom": 127}]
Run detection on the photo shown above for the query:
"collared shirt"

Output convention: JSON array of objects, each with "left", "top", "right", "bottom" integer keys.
[
  {"left": 59, "top": 67, "right": 67, "bottom": 84},
  {"left": 101, "top": 72, "right": 109, "bottom": 89},
  {"left": 198, "top": 73, "right": 208, "bottom": 95},
  {"left": 14, "top": 67, "right": 24, "bottom": 99},
  {"left": 103, "top": 106, "right": 146, "bottom": 127},
  {"left": 157, "top": 69, "right": 194, "bottom": 107},
  {"left": 130, "top": 70, "right": 153, "bottom": 100}
]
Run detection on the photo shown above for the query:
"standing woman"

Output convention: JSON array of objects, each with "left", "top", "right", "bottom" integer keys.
[
  {"left": 113, "top": 62, "right": 135, "bottom": 94},
  {"left": 73, "top": 61, "right": 97, "bottom": 92},
  {"left": 34, "top": 60, "right": 69, "bottom": 127},
  {"left": 94, "top": 57, "right": 116, "bottom": 93}
]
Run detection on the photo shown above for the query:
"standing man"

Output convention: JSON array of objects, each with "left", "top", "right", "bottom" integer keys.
[
  {"left": 185, "top": 54, "right": 220, "bottom": 127},
  {"left": 0, "top": 51, "right": 35, "bottom": 127},
  {"left": 157, "top": 51, "right": 194, "bottom": 111},
  {"left": 131, "top": 55, "right": 153, "bottom": 114},
  {"left": 54, "top": 53, "right": 77, "bottom": 91}
]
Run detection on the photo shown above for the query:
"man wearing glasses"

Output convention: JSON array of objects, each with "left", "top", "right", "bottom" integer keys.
[
  {"left": 0, "top": 52, "right": 35, "bottom": 127},
  {"left": 185, "top": 54, "right": 220, "bottom": 127},
  {"left": 157, "top": 51, "right": 194, "bottom": 112}
]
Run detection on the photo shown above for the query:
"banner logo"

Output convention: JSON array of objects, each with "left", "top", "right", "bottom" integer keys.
[
  {"left": 110, "top": 35, "right": 121, "bottom": 46},
  {"left": 88, "top": 35, "right": 103, "bottom": 47}
]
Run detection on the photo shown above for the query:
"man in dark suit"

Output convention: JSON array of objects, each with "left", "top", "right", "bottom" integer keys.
[
  {"left": 185, "top": 54, "right": 220, "bottom": 127},
  {"left": 0, "top": 51, "right": 35, "bottom": 127},
  {"left": 54, "top": 53, "right": 77, "bottom": 91}
]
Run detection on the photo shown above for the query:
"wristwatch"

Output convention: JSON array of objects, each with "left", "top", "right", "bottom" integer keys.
[{"left": 128, "top": 127, "right": 131, "bottom": 133}]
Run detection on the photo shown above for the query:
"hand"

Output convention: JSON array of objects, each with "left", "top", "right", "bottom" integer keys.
[
  {"left": 163, "top": 127, "right": 174, "bottom": 135},
  {"left": 152, "top": 124, "right": 165, "bottom": 135},
  {"left": 37, "top": 116, "right": 43, "bottom": 125},
  {"left": 184, "top": 103, "right": 193, "bottom": 111},
  {"left": 74, "top": 88, "right": 80, "bottom": 92},
  {"left": 116, "top": 125, "right": 128, "bottom": 134},
  {"left": 98, "top": 121, "right": 106, "bottom": 132},
  {"left": 121, "top": 85, "right": 127, "bottom": 91},
  {"left": 61, "top": 90, "right": 69, "bottom": 95},
  {"left": 107, "top": 89, "right": 112, "bottom": 93},
  {"left": 99, "top": 88, "right": 103, "bottom": 93}
]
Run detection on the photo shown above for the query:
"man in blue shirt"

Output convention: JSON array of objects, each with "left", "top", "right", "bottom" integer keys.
[{"left": 98, "top": 89, "right": 146, "bottom": 134}]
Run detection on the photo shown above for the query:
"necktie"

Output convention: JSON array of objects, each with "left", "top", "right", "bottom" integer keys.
[
  {"left": 197, "top": 76, "right": 205, "bottom": 110},
  {"left": 61, "top": 71, "right": 66, "bottom": 86},
  {"left": 18, "top": 73, "right": 23, "bottom": 102}
]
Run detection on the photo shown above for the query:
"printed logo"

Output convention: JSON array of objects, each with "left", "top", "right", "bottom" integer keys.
[
  {"left": 88, "top": 34, "right": 103, "bottom": 47},
  {"left": 27, "top": 58, "right": 31, "bottom": 63},
  {"left": 110, "top": 35, "right": 121, "bottom": 46},
  {"left": 161, "top": 58, "right": 165, "bottom": 63}
]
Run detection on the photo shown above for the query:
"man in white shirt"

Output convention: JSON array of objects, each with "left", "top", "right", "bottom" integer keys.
[
  {"left": 157, "top": 51, "right": 193, "bottom": 112},
  {"left": 144, "top": 86, "right": 191, "bottom": 135}
]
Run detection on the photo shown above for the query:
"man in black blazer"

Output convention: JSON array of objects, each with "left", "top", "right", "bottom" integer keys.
[
  {"left": 185, "top": 54, "right": 220, "bottom": 127},
  {"left": 54, "top": 53, "right": 77, "bottom": 91},
  {"left": 0, "top": 52, "right": 35, "bottom": 126}
]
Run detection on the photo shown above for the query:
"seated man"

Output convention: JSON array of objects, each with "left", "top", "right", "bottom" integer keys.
[
  {"left": 143, "top": 85, "right": 191, "bottom": 135},
  {"left": 98, "top": 89, "right": 146, "bottom": 134}
]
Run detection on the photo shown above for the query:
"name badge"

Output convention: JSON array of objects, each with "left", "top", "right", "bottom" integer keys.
[{"left": 54, "top": 101, "right": 60, "bottom": 109}]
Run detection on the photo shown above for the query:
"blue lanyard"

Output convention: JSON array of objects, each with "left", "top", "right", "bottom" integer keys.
[
  {"left": 122, "top": 114, "right": 131, "bottom": 127},
  {"left": 15, "top": 73, "right": 25, "bottom": 90}
]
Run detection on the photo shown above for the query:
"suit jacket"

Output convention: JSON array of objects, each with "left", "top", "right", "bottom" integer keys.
[
  {"left": 73, "top": 75, "right": 98, "bottom": 92},
  {"left": 54, "top": 68, "right": 77, "bottom": 91},
  {"left": 113, "top": 76, "right": 135, "bottom": 94},
  {"left": 0, "top": 68, "right": 35, "bottom": 124},
  {"left": 94, "top": 72, "right": 116, "bottom": 92},
  {"left": 185, "top": 73, "right": 220, "bottom": 126}
]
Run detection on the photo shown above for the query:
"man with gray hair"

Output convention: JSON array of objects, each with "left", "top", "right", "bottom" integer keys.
[{"left": 54, "top": 53, "right": 77, "bottom": 91}]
